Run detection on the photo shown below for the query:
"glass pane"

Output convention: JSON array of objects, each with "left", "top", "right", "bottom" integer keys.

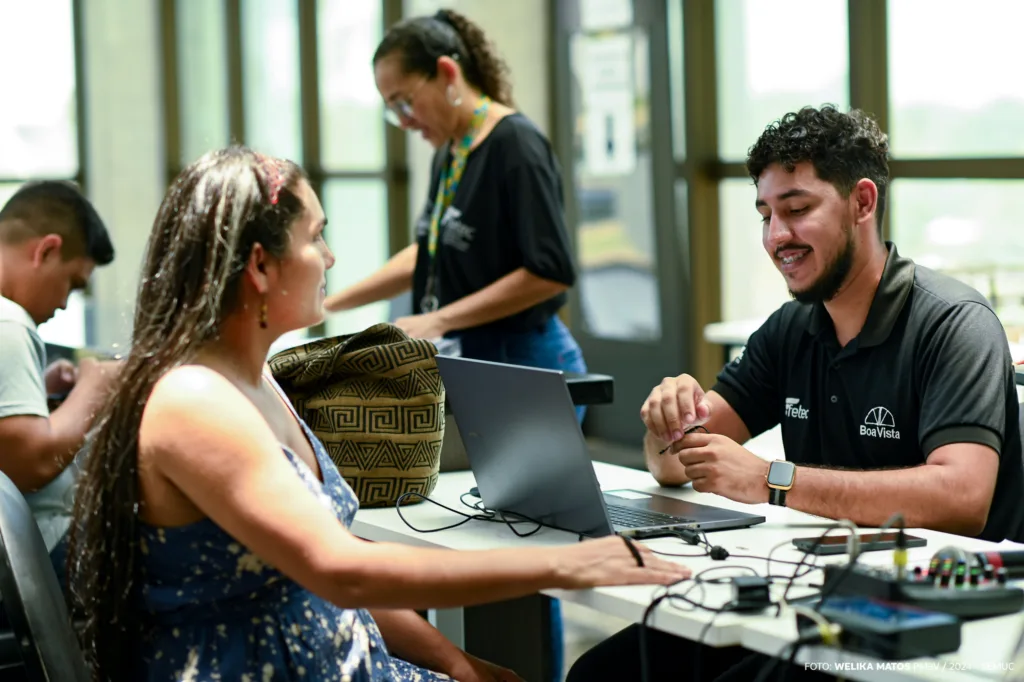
[
  {"left": 0, "top": 0, "right": 78, "bottom": 176},
  {"left": 177, "top": 0, "right": 230, "bottom": 165},
  {"left": 890, "top": 179, "right": 1024, "bottom": 334},
  {"left": 571, "top": 29, "right": 662, "bottom": 341},
  {"left": 37, "top": 291, "right": 87, "bottom": 349},
  {"left": 667, "top": 0, "right": 685, "bottom": 161},
  {"left": 715, "top": 0, "right": 848, "bottom": 161},
  {"left": 888, "top": 0, "right": 1024, "bottom": 158},
  {"left": 241, "top": 0, "right": 302, "bottom": 163},
  {"left": 317, "top": 0, "right": 384, "bottom": 171},
  {"left": 321, "top": 180, "right": 389, "bottom": 337},
  {"left": 719, "top": 178, "right": 790, "bottom": 322},
  {"left": 0, "top": 183, "right": 22, "bottom": 209}
]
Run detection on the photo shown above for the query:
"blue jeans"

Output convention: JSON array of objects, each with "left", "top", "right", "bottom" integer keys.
[
  {"left": 457, "top": 315, "right": 587, "bottom": 682},
  {"left": 457, "top": 316, "right": 588, "bottom": 424}
]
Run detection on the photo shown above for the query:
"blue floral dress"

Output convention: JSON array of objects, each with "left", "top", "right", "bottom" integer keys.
[{"left": 135, "top": 382, "right": 452, "bottom": 682}]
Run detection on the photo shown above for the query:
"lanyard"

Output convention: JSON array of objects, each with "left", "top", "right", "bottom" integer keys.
[{"left": 420, "top": 95, "right": 491, "bottom": 313}]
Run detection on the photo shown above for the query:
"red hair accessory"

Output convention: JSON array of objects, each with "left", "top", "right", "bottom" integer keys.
[{"left": 253, "top": 153, "right": 285, "bottom": 205}]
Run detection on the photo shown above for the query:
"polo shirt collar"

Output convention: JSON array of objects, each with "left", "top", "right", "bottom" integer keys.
[
  {"left": 0, "top": 295, "right": 38, "bottom": 331},
  {"left": 806, "top": 242, "right": 915, "bottom": 348}
]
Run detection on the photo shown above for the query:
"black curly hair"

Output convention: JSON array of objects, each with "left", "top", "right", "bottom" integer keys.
[
  {"left": 746, "top": 105, "right": 890, "bottom": 235},
  {"left": 373, "top": 8, "right": 514, "bottom": 106}
]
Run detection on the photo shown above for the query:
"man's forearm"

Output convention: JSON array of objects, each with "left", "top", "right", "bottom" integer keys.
[
  {"left": 788, "top": 465, "right": 985, "bottom": 536},
  {"left": 33, "top": 386, "right": 107, "bottom": 485},
  {"left": 368, "top": 609, "right": 462, "bottom": 675}
]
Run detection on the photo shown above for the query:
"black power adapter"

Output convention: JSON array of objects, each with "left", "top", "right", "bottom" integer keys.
[{"left": 731, "top": 575, "right": 772, "bottom": 612}]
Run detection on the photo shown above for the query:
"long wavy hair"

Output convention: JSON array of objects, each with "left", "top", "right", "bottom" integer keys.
[{"left": 67, "top": 146, "right": 306, "bottom": 681}]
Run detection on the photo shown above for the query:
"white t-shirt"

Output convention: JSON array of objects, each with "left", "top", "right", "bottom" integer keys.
[{"left": 0, "top": 296, "right": 77, "bottom": 551}]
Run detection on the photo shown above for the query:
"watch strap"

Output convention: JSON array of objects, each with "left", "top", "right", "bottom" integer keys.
[{"left": 769, "top": 487, "right": 787, "bottom": 507}]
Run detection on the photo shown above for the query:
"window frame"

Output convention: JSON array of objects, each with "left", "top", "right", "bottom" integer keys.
[
  {"left": 159, "top": 0, "right": 408, "bottom": 338},
  {"left": 0, "top": 0, "right": 92, "bottom": 345},
  {"left": 671, "top": 0, "right": 1024, "bottom": 383}
]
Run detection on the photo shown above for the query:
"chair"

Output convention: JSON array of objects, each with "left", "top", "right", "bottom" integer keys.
[{"left": 0, "top": 470, "right": 88, "bottom": 681}]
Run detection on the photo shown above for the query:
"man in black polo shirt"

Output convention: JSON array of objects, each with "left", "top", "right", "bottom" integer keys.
[
  {"left": 641, "top": 105, "right": 1022, "bottom": 544},
  {"left": 567, "top": 105, "right": 1023, "bottom": 682}
]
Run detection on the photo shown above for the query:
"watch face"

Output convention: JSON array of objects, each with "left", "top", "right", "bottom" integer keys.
[{"left": 767, "top": 461, "right": 796, "bottom": 487}]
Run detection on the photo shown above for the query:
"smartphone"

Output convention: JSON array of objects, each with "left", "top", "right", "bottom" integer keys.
[{"left": 792, "top": 531, "right": 927, "bottom": 556}]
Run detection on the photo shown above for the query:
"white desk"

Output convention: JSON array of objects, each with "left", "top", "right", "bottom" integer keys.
[
  {"left": 353, "top": 463, "right": 841, "bottom": 647},
  {"left": 351, "top": 461, "right": 1022, "bottom": 680}
]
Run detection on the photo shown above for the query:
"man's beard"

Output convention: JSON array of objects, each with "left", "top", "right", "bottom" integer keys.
[{"left": 789, "top": 223, "right": 855, "bottom": 304}]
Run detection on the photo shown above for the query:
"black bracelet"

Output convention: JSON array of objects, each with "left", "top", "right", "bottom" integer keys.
[
  {"left": 658, "top": 425, "right": 709, "bottom": 455},
  {"left": 621, "top": 535, "right": 645, "bottom": 567}
]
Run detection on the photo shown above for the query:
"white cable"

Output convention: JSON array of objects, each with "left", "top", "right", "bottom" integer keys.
[
  {"left": 790, "top": 603, "right": 833, "bottom": 633},
  {"left": 833, "top": 519, "right": 860, "bottom": 561}
]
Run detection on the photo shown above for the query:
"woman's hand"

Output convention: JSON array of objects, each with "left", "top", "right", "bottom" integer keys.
[
  {"left": 394, "top": 312, "right": 450, "bottom": 340},
  {"left": 446, "top": 653, "right": 525, "bottom": 682},
  {"left": 554, "top": 536, "right": 691, "bottom": 589}
]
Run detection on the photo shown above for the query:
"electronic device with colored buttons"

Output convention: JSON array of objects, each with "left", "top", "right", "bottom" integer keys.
[
  {"left": 799, "top": 595, "right": 962, "bottom": 660},
  {"left": 821, "top": 546, "right": 1024, "bottom": 619}
]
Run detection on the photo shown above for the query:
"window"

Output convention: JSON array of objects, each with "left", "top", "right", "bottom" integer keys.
[
  {"left": 0, "top": 0, "right": 86, "bottom": 347},
  {"left": 0, "top": 1, "right": 79, "bottom": 178},
  {"left": 885, "top": 0, "right": 1024, "bottom": 342},
  {"left": 168, "top": 1, "right": 397, "bottom": 345},
  {"left": 715, "top": 0, "right": 848, "bottom": 161},
  {"left": 709, "top": 0, "right": 1024, "bottom": 358},
  {"left": 321, "top": 181, "right": 389, "bottom": 337},
  {"left": 890, "top": 179, "right": 1024, "bottom": 332},
  {"left": 570, "top": 29, "right": 662, "bottom": 341},
  {"left": 714, "top": 0, "right": 849, "bottom": 322},
  {"left": 176, "top": 0, "right": 230, "bottom": 165},
  {"left": 317, "top": 1, "right": 391, "bottom": 339},
  {"left": 719, "top": 179, "right": 790, "bottom": 323},
  {"left": 888, "top": 0, "right": 1024, "bottom": 158},
  {"left": 667, "top": 0, "right": 685, "bottom": 161},
  {"left": 318, "top": 0, "right": 385, "bottom": 171},
  {"left": 241, "top": 0, "right": 303, "bottom": 162}
]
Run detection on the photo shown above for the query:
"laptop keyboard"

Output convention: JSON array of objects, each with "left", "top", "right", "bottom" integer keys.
[{"left": 606, "top": 504, "right": 695, "bottom": 529}]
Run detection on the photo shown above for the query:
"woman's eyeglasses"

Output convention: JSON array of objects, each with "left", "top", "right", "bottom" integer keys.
[{"left": 384, "top": 77, "right": 428, "bottom": 128}]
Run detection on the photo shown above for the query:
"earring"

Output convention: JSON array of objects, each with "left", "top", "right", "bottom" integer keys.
[
  {"left": 258, "top": 300, "right": 268, "bottom": 329},
  {"left": 446, "top": 84, "right": 463, "bottom": 107}
]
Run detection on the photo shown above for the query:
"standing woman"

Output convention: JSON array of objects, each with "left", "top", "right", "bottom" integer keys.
[
  {"left": 324, "top": 10, "right": 586, "bottom": 677},
  {"left": 325, "top": 9, "right": 587, "bottom": 422}
]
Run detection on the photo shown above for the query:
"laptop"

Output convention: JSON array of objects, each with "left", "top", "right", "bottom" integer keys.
[{"left": 435, "top": 356, "right": 765, "bottom": 538}]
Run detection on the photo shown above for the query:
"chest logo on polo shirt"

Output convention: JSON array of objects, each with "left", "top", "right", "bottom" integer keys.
[
  {"left": 861, "top": 406, "right": 901, "bottom": 440},
  {"left": 784, "top": 397, "right": 810, "bottom": 420}
]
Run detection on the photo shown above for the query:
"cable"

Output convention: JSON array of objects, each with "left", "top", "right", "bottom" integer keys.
[
  {"left": 642, "top": 565, "right": 763, "bottom": 682},
  {"left": 778, "top": 606, "right": 842, "bottom": 682},
  {"left": 751, "top": 627, "right": 841, "bottom": 682},
  {"left": 779, "top": 524, "right": 857, "bottom": 610},
  {"left": 395, "top": 490, "right": 555, "bottom": 537},
  {"left": 813, "top": 513, "right": 906, "bottom": 612},
  {"left": 646, "top": 530, "right": 712, "bottom": 559}
]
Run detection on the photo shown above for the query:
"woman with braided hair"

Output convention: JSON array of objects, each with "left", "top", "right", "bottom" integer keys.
[{"left": 67, "top": 147, "right": 689, "bottom": 682}]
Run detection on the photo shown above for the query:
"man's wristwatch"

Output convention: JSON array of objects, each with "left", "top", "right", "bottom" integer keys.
[{"left": 765, "top": 460, "right": 796, "bottom": 506}]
